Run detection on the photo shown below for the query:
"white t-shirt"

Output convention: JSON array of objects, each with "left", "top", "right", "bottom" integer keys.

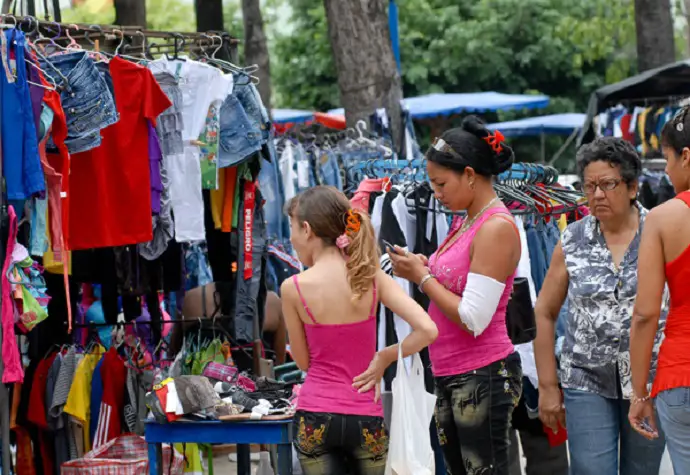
[{"left": 149, "top": 58, "right": 233, "bottom": 242}]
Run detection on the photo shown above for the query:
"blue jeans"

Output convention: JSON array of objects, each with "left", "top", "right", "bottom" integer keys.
[
  {"left": 657, "top": 387, "right": 690, "bottom": 475},
  {"left": 218, "top": 93, "right": 262, "bottom": 167},
  {"left": 258, "top": 152, "right": 287, "bottom": 244},
  {"left": 525, "top": 220, "right": 547, "bottom": 293},
  {"left": 563, "top": 389, "right": 665, "bottom": 475},
  {"left": 234, "top": 183, "right": 267, "bottom": 343},
  {"left": 41, "top": 51, "right": 118, "bottom": 154},
  {"left": 317, "top": 151, "right": 343, "bottom": 190}
]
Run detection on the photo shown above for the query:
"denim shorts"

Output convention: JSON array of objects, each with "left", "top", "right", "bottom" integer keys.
[
  {"left": 41, "top": 51, "right": 118, "bottom": 154},
  {"left": 218, "top": 93, "right": 261, "bottom": 168},
  {"left": 154, "top": 72, "right": 184, "bottom": 157},
  {"left": 234, "top": 80, "right": 270, "bottom": 144}
]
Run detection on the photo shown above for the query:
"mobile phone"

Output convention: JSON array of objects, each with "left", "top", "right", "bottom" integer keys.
[
  {"left": 381, "top": 240, "right": 400, "bottom": 254},
  {"left": 637, "top": 418, "right": 658, "bottom": 436}
]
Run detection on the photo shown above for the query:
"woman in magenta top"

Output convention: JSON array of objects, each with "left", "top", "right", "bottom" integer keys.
[
  {"left": 281, "top": 186, "right": 437, "bottom": 475},
  {"left": 391, "top": 116, "right": 522, "bottom": 474}
]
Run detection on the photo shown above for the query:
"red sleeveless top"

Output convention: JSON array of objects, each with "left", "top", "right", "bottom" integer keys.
[{"left": 652, "top": 190, "right": 690, "bottom": 397}]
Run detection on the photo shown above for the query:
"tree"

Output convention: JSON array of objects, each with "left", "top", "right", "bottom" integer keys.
[
  {"left": 114, "top": 0, "right": 146, "bottom": 27},
  {"left": 322, "top": 0, "right": 403, "bottom": 146},
  {"left": 195, "top": 0, "right": 224, "bottom": 32},
  {"left": 242, "top": 0, "right": 272, "bottom": 111},
  {"left": 634, "top": 0, "right": 676, "bottom": 71}
]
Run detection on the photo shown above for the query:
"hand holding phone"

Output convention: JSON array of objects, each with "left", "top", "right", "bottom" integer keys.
[{"left": 382, "top": 240, "right": 402, "bottom": 255}]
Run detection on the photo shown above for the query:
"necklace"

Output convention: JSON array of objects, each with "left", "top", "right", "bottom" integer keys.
[
  {"left": 437, "top": 197, "right": 500, "bottom": 257},
  {"left": 459, "top": 197, "right": 500, "bottom": 234}
]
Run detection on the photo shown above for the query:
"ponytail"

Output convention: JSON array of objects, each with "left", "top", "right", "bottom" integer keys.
[
  {"left": 287, "top": 186, "right": 379, "bottom": 300},
  {"left": 342, "top": 209, "right": 379, "bottom": 301}
]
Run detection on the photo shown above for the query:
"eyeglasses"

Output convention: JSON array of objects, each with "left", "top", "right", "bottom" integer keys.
[{"left": 582, "top": 178, "right": 622, "bottom": 194}]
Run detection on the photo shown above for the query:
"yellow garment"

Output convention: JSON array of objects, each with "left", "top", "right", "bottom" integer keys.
[
  {"left": 175, "top": 443, "right": 203, "bottom": 475},
  {"left": 549, "top": 199, "right": 568, "bottom": 232},
  {"left": 210, "top": 168, "right": 226, "bottom": 230},
  {"left": 43, "top": 207, "right": 71, "bottom": 275},
  {"left": 64, "top": 345, "right": 105, "bottom": 452}
]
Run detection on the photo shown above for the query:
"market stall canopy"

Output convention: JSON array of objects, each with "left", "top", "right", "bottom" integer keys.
[
  {"left": 488, "top": 113, "right": 586, "bottom": 137},
  {"left": 328, "top": 92, "right": 550, "bottom": 119},
  {"left": 578, "top": 59, "right": 690, "bottom": 145},
  {"left": 272, "top": 109, "right": 315, "bottom": 124}
]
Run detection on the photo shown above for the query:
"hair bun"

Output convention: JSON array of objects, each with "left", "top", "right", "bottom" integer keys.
[
  {"left": 461, "top": 115, "right": 514, "bottom": 175},
  {"left": 460, "top": 115, "right": 489, "bottom": 139}
]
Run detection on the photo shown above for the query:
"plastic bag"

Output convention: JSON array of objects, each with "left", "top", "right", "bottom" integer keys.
[{"left": 385, "top": 343, "right": 437, "bottom": 475}]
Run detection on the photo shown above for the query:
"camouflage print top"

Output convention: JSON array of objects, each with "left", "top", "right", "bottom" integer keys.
[{"left": 559, "top": 203, "right": 667, "bottom": 399}]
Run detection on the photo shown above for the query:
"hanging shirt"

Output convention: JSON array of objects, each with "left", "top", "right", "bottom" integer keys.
[
  {"left": 148, "top": 57, "right": 233, "bottom": 242},
  {"left": 88, "top": 357, "right": 104, "bottom": 447},
  {"left": 93, "top": 348, "right": 126, "bottom": 448},
  {"left": 64, "top": 346, "right": 104, "bottom": 452},
  {"left": 69, "top": 57, "right": 172, "bottom": 250},
  {"left": 0, "top": 29, "right": 44, "bottom": 201}
]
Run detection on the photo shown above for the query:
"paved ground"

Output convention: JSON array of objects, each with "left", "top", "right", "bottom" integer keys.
[{"left": 208, "top": 446, "right": 675, "bottom": 474}]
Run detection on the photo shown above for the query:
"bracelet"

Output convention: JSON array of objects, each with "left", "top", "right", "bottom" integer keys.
[
  {"left": 631, "top": 393, "right": 651, "bottom": 405},
  {"left": 418, "top": 274, "right": 436, "bottom": 294}
]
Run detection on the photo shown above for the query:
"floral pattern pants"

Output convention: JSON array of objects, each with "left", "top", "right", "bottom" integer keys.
[
  {"left": 434, "top": 352, "right": 523, "bottom": 475},
  {"left": 293, "top": 410, "right": 389, "bottom": 475}
]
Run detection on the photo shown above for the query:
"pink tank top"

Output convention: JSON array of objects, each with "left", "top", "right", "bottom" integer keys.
[
  {"left": 293, "top": 276, "right": 383, "bottom": 417},
  {"left": 427, "top": 207, "right": 516, "bottom": 377}
]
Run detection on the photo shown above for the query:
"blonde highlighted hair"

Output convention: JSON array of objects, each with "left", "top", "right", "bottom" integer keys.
[{"left": 286, "top": 186, "right": 379, "bottom": 300}]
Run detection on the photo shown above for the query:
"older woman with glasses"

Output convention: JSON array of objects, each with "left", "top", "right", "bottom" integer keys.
[{"left": 533, "top": 137, "right": 667, "bottom": 475}]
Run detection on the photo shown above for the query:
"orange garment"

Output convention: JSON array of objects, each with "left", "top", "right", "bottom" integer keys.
[
  {"left": 221, "top": 167, "right": 237, "bottom": 232},
  {"left": 652, "top": 190, "right": 690, "bottom": 397}
]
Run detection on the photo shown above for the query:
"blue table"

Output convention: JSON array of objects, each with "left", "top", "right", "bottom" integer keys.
[{"left": 145, "top": 419, "right": 294, "bottom": 475}]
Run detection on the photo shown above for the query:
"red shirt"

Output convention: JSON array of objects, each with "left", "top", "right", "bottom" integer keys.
[
  {"left": 93, "top": 348, "right": 126, "bottom": 448},
  {"left": 69, "top": 57, "right": 172, "bottom": 250}
]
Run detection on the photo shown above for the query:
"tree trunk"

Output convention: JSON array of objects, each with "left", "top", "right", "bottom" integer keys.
[
  {"left": 634, "top": 0, "right": 675, "bottom": 71},
  {"left": 195, "top": 0, "right": 224, "bottom": 32},
  {"left": 242, "top": 0, "right": 272, "bottom": 113},
  {"left": 681, "top": 0, "right": 690, "bottom": 58},
  {"left": 323, "top": 0, "right": 403, "bottom": 151},
  {"left": 114, "top": 0, "right": 146, "bottom": 27}
]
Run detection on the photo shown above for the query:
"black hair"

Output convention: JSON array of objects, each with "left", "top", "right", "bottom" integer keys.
[
  {"left": 661, "top": 106, "right": 690, "bottom": 155},
  {"left": 425, "top": 115, "right": 515, "bottom": 177},
  {"left": 576, "top": 137, "right": 641, "bottom": 185}
]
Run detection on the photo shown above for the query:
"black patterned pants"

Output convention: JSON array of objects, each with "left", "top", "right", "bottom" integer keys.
[
  {"left": 434, "top": 352, "right": 523, "bottom": 475},
  {"left": 293, "top": 410, "right": 389, "bottom": 475}
]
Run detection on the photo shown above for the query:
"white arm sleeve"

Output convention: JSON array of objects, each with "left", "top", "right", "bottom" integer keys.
[{"left": 458, "top": 272, "right": 506, "bottom": 337}]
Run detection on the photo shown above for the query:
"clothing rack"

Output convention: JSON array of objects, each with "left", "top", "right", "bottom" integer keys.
[
  {"left": 607, "top": 95, "right": 690, "bottom": 108},
  {"left": 3, "top": 15, "right": 240, "bottom": 43},
  {"left": 68, "top": 315, "right": 237, "bottom": 328}
]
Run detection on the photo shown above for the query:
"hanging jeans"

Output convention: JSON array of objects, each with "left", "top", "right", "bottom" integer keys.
[
  {"left": 40, "top": 51, "right": 118, "bottom": 154},
  {"left": 656, "top": 387, "right": 690, "bottom": 475},
  {"left": 258, "top": 152, "right": 288, "bottom": 244},
  {"left": 234, "top": 182, "right": 267, "bottom": 344},
  {"left": 434, "top": 352, "right": 522, "bottom": 474},
  {"left": 563, "top": 388, "right": 665, "bottom": 475}
]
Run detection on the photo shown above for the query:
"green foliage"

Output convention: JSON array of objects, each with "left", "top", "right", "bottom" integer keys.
[
  {"left": 272, "top": 0, "right": 638, "bottom": 109},
  {"left": 271, "top": 0, "right": 640, "bottom": 166},
  {"left": 271, "top": 0, "right": 338, "bottom": 111}
]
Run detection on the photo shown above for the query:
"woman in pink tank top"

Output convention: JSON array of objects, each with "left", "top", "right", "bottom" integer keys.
[
  {"left": 281, "top": 186, "right": 437, "bottom": 475},
  {"left": 390, "top": 116, "right": 522, "bottom": 475}
]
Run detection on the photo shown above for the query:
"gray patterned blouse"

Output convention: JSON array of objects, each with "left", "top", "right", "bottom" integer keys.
[{"left": 559, "top": 203, "right": 667, "bottom": 399}]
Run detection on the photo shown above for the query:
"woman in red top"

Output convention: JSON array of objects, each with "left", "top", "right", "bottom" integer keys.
[{"left": 630, "top": 106, "right": 690, "bottom": 473}]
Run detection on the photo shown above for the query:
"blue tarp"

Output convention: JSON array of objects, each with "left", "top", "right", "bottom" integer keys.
[
  {"left": 488, "top": 113, "right": 586, "bottom": 137},
  {"left": 328, "top": 92, "right": 550, "bottom": 119},
  {"left": 272, "top": 109, "right": 314, "bottom": 124}
]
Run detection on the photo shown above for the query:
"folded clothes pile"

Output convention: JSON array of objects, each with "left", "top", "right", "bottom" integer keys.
[{"left": 145, "top": 365, "right": 296, "bottom": 422}]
